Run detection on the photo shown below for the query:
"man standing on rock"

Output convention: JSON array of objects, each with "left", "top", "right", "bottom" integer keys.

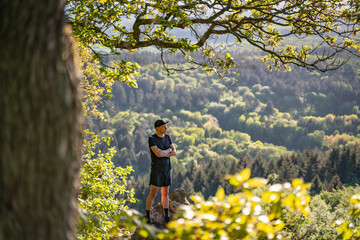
[{"left": 146, "top": 119, "right": 177, "bottom": 224}]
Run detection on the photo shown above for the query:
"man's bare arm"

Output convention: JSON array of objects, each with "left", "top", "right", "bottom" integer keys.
[
  {"left": 150, "top": 146, "right": 173, "bottom": 157},
  {"left": 168, "top": 144, "right": 177, "bottom": 157}
]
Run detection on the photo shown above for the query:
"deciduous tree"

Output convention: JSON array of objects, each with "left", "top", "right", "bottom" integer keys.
[{"left": 66, "top": 0, "right": 360, "bottom": 76}]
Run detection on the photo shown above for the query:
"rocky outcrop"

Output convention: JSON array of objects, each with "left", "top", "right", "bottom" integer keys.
[
  {"left": 150, "top": 188, "right": 189, "bottom": 227},
  {"left": 130, "top": 188, "right": 189, "bottom": 239}
]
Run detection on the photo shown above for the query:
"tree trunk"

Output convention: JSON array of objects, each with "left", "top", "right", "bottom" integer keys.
[{"left": 0, "top": 0, "right": 82, "bottom": 239}]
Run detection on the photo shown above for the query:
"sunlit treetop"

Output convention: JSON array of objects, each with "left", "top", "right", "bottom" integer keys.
[{"left": 66, "top": 0, "right": 360, "bottom": 75}]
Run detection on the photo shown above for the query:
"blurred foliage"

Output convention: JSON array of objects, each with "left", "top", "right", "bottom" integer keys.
[
  {"left": 159, "top": 170, "right": 310, "bottom": 240},
  {"left": 120, "top": 170, "right": 360, "bottom": 240},
  {"left": 124, "top": 169, "right": 313, "bottom": 239},
  {"left": 335, "top": 193, "right": 360, "bottom": 240}
]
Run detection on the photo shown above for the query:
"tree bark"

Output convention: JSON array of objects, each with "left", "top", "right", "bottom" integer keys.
[{"left": 0, "top": 0, "right": 82, "bottom": 239}]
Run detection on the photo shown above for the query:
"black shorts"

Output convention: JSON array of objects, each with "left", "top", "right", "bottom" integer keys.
[{"left": 149, "top": 169, "right": 172, "bottom": 187}]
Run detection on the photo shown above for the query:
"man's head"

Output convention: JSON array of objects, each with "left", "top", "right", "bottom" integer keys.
[
  {"left": 154, "top": 119, "right": 169, "bottom": 128},
  {"left": 154, "top": 119, "right": 169, "bottom": 135}
]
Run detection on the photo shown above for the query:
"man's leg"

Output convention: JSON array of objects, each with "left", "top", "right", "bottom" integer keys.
[
  {"left": 161, "top": 186, "right": 171, "bottom": 223},
  {"left": 146, "top": 184, "right": 159, "bottom": 223},
  {"left": 161, "top": 186, "right": 170, "bottom": 208}
]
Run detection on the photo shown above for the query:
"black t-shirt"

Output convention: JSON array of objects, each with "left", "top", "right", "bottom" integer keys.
[{"left": 148, "top": 134, "right": 172, "bottom": 172}]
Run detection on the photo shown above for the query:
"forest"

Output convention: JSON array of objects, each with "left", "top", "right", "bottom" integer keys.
[{"left": 83, "top": 47, "right": 360, "bottom": 214}]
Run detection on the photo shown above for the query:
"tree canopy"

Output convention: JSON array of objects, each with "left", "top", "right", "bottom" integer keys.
[{"left": 66, "top": 0, "right": 360, "bottom": 74}]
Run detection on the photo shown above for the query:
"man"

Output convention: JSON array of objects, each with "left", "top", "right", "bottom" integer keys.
[{"left": 145, "top": 119, "right": 176, "bottom": 224}]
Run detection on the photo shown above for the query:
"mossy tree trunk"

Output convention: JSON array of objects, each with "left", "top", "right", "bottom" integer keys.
[{"left": 0, "top": 0, "right": 82, "bottom": 239}]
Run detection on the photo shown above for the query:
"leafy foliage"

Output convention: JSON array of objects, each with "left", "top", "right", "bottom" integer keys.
[
  {"left": 66, "top": 0, "right": 360, "bottom": 77},
  {"left": 76, "top": 45, "right": 136, "bottom": 239},
  {"left": 78, "top": 131, "right": 135, "bottom": 239}
]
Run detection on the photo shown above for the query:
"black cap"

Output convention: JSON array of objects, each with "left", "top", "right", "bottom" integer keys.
[{"left": 154, "top": 119, "right": 169, "bottom": 128}]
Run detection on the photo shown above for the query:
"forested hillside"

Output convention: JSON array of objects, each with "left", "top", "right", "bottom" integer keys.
[{"left": 86, "top": 48, "right": 360, "bottom": 211}]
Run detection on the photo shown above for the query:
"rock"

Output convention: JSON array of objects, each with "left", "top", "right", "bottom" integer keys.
[
  {"left": 130, "top": 188, "right": 189, "bottom": 239},
  {"left": 150, "top": 188, "right": 189, "bottom": 228},
  {"left": 170, "top": 188, "right": 189, "bottom": 205}
]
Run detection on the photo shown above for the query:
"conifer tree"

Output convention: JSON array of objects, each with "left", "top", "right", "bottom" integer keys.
[
  {"left": 277, "top": 155, "right": 297, "bottom": 182},
  {"left": 327, "top": 174, "right": 343, "bottom": 191},
  {"left": 338, "top": 146, "right": 351, "bottom": 183},
  {"left": 181, "top": 177, "right": 195, "bottom": 196},
  {"left": 347, "top": 148, "right": 358, "bottom": 183},
  {"left": 311, "top": 174, "right": 324, "bottom": 195},
  {"left": 250, "top": 157, "right": 266, "bottom": 177},
  {"left": 304, "top": 152, "right": 320, "bottom": 182},
  {"left": 325, "top": 147, "right": 340, "bottom": 180}
]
